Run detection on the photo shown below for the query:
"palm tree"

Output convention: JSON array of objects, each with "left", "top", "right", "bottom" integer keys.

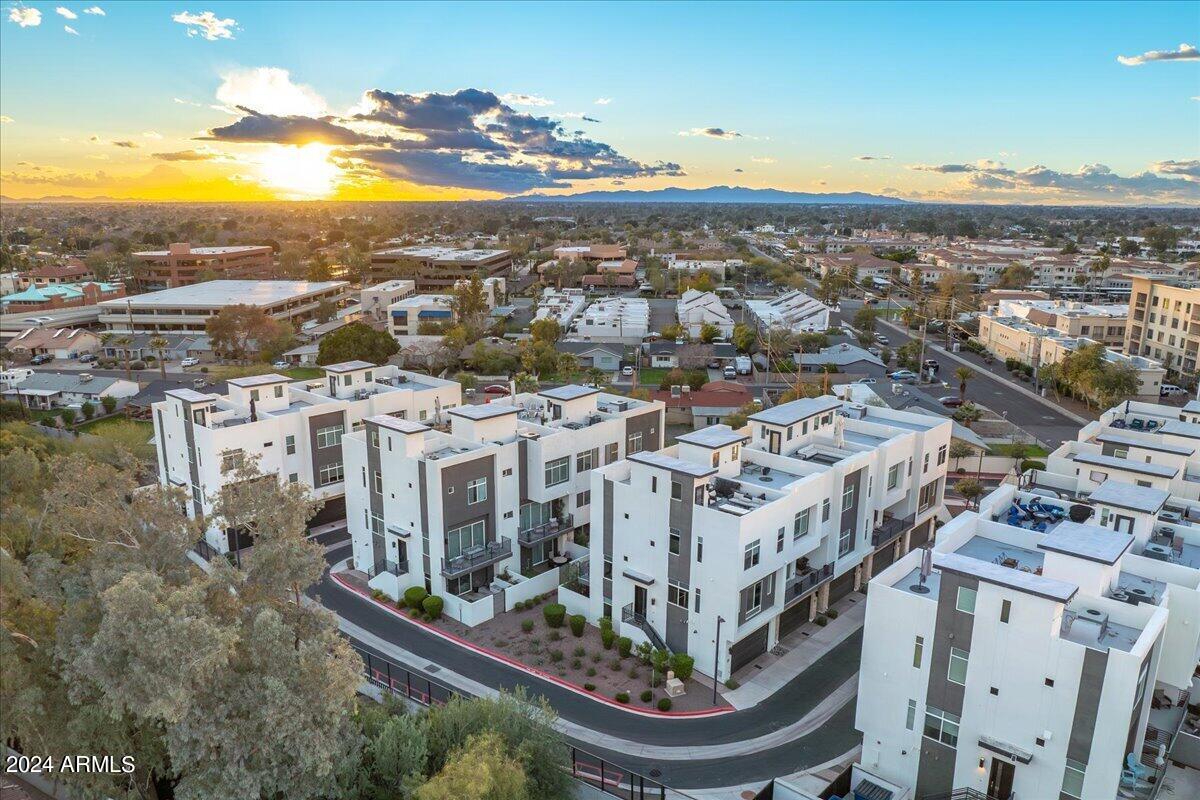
[
  {"left": 955, "top": 366, "right": 975, "bottom": 401},
  {"left": 98, "top": 332, "right": 113, "bottom": 363},
  {"left": 149, "top": 335, "right": 170, "bottom": 381},
  {"left": 115, "top": 335, "right": 133, "bottom": 381},
  {"left": 900, "top": 306, "right": 917, "bottom": 330}
]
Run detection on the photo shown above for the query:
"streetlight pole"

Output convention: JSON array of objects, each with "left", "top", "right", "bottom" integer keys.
[{"left": 712, "top": 615, "right": 724, "bottom": 705}]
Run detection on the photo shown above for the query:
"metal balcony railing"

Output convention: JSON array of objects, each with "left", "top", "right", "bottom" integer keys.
[
  {"left": 783, "top": 563, "right": 834, "bottom": 606},
  {"left": 441, "top": 538, "right": 512, "bottom": 579},
  {"left": 369, "top": 558, "right": 409, "bottom": 578},
  {"left": 621, "top": 602, "right": 670, "bottom": 653},
  {"left": 872, "top": 514, "right": 916, "bottom": 548},
  {"left": 517, "top": 513, "right": 574, "bottom": 547}
]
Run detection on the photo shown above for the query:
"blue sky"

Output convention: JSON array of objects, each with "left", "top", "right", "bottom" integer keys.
[{"left": 2, "top": 1, "right": 1197, "bottom": 202}]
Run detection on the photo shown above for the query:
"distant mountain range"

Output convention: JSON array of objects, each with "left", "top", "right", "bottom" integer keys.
[{"left": 510, "top": 185, "right": 912, "bottom": 205}]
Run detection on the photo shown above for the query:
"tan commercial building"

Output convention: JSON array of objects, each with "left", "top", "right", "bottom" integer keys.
[
  {"left": 132, "top": 243, "right": 274, "bottom": 290},
  {"left": 369, "top": 245, "right": 511, "bottom": 288},
  {"left": 1124, "top": 275, "right": 1200, "bottom": 378},
  {"left": 992, "top": 299, "right": 1127, "bottom": 349}
]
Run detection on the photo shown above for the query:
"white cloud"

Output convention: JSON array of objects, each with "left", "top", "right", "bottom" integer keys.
[
  {"left": 1151, "top": 159, "right": 1200, "bottom": 181},
  {"left": 172, "top": 10, "right": 237, "bottom": 41},
  {"left": 594, "top": 97, "right": 612, "bottom": 105},
  {"left": 63, "top": 24, "right": 77, "bottom": 34},
  {"left": 0, "top": 115, "right": 13, "bottom": 124},
  {"left": 215, "top": 66, "right": 325, "bottom": 117},
  {"left": 56, "top": 6, "right": 78, "bottom": 19},
  {"left": 751, "top": 156, "right": 776, "bottom": 164},
  {"left": 678, "top": 127, "right": 742, "bottom": 139},
  {"left": 8, "top": 7, "right": 42, "bottom": 27},
  {"left": 173, "top": 97, "right": 202, "bottom": 107},
  {"left": 142, "top": 131, "right": 163, "bottom": 139},
  {"left": 83, "top": 5, "right": 104, "bottom": 14},
  {"left": 1117, "top": 42, "right": 1198, "bottom": 66},
  {"left": 501, "top": 93, "right": 554, "bottom": 107}
]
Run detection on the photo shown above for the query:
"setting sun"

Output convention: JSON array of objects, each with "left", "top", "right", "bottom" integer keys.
[{"left": 255, "top": 143, "right": 341, "bottom": 198}]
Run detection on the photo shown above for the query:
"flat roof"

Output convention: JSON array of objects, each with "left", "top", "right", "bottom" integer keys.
[
  {"left": 164, "top": 388, "right": 215, "bottom": 403},
  {"left": 748, "top": 395, "right": 841, "bottom": 427},
  {"left": 448, "top": 403, "right": 519, "bottom": 421},
  {"left": 321, "top": 360, "right": 376, "bottom": 373},
  {"left": 367, "top": 414, "right": 429, "bottom": 435},
  {"left": 99, "top": 280, "right": 347, "bottom": 309},
  {"left": 538, "top": 385, "right": 599, "bottom": 402},
  {"left": 373, "top": 245, "right": 509, "bottom": 262},
  {"left": 677, "top": 425, "right": 750, "bottom": 449},
  {"left": 1159, "top": 420, "right": 1200, "bottom": 440},
  {"left": 1182, "top": 400, "right": 1200, "bottom": 414},
  {"left": 1037, "top": 521, "right": 1135, "bottom": 565},
  {"left": 628, "top": 451, "right": 717, "bottom": 479},
  {"left": 133, "top": 245, "right": 270, "bottom": 256},
  {"left": 934, "top": 552, "right": 1078, "bottom": 603},
  {"left": 1087, "top": 479, "right": 1170, "bottom": 514},
  {"left": 1095, "top": 431, "right": 1195, "bottom": 456},
  {"left": 1072, "top": 452, "right": 1178, "bottom": 478},
  {"left": 227, "top": 373, "right": 290, "bottom": 388}
]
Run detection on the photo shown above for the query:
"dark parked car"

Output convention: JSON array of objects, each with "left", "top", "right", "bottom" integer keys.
[
  {"left": 939, "top": 395, "right": 964, "bottom": 408},
  {"left": 30, "top": 353, "right": 54, "bottom": 365}
]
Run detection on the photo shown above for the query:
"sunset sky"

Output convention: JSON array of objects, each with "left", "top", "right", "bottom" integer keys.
[{"left": 1, "top": 1, "right": 1197, "bottom": 204}]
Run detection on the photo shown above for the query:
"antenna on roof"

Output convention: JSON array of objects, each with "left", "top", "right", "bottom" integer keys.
[{"left": 909, "top": 544, "right": 933, "bottom": 594}]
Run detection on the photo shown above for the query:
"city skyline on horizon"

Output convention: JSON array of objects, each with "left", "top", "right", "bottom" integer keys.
[{"left": 1, "top": 1, "right": 1198, "bottom": 206}]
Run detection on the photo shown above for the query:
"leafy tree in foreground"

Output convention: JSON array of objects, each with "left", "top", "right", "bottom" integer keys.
[
  {"left": 318, "top": 322, "right": 400, "bottom": 366},
  {"left": 415, "top": 732, "right": 528, "bottom": 800}
]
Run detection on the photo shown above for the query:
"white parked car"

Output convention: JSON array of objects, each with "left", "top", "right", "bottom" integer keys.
[
  {"left": 272, "top": 360, "right": 289, "bottom": 369},
  {"left": 854, "top": 377, "right": 877, "bottom": 385},
  {"left": 621, "top": 365, "right": 634, "bottom": 376},
  {"left": 180, "top": 357, "right": 200, "bottom": 368},
  {"left": 1161, "top": 384, "right": 1188, "bottom": 397}
]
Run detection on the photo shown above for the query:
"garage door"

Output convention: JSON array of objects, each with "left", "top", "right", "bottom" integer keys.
[
  {"left": 729, "top": 623, "right": 769, "bottom": 675},
  {"left": 872, "top": 543, "right": 897, "bottom": 576},
  {"left": 778, "top": 596, "right": 810, "bottom": 639},
  {"left": 828, "top": 571, "right": 856, "bottom": 604},
  {"left": 910, "top": 521, "right": 932, "bottom": 550}
]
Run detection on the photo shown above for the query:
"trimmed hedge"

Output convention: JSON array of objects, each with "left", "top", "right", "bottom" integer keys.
[
  {"left": 422, "top": 595, "right": 443, "bottom": 620},
  {"left": 640, "top": 689, "right": 653, "bottom": 703},
  {"left": 569, "top": 614, "right": 585, "bottom": 637},
  {"left": 615, "top": 692, "right": 630, "bottom": 704},
  {"left": 657, "top": 698, "right": 672, "bottom": 712},
  {"left": 670, "top": 653, "right": 695, "bottom": 681},
  {"left": 599, "top": 616, "right": 613, "bottom": 631},
  {"left": 617, "top": 636, "right": 632, "bottom": 657},
  {"left": 600, "top": 628, "right": 615, "bottom": 650},
  {"left": 521, "top": 619, "right": 534, "bottom": 633},
  {"left": 826, "top": 608, "right": 839, "bottom": 619},
  {"left": 404, "top": 586, "right": 428, "bottom": 610},
  {"left": 543, "top": 603, "right": 566, "bottom": 628}
]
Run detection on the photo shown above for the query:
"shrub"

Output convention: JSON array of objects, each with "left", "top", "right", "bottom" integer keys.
[
  {"left": 584, "top": 683, "right": 596, "bottom": 691},
  {"left": 591, "top": 652, "right": 602, "bottom": 663},
  {"left": 80, "top": 401, "right": 96, "bottom": 420},
  {"left": 100, "top": 396, "right": 117, "bottom": 414},
  {"left": 725, "top": 679, "right": 740, "bottom": 690},
  {"left": 129, "top": 360, "right": 146, "bottom": 371},
  {"left": 586, "top": 667, "right": 596, "bottom": 677},
  {"left": 569, "top": 614, "right": 585, "bottom": 637},
  {"left": 601, "top": 628, "right": 615, "bottom": 649},
  {"left": 628, "top": 667, "right": 639, "bottom": 679},
  {"left": 657, "top": 698, "right": 672, "bottom": 712},
  {"left": 410, "top": 609, "right": 422, "bottom": 618},
  {"left": 549, "top": 649, "right": 563, "bottom": 663},
  {"left": 826, "top": 608, "right": 839, "bottom": 619},
  {"left": 1021, "top": 459, "right": 1046, "bottom": 473},
  {"left": 571, "top": 659, "right": 582, "bottom": 670},
  {"left": 640, "top": 689, "right": 653, "bottom": 703},
  {"left": 422, "top": 595, "right": 443, "bottom": 620},
  {"left": 58, "top": 408, "right": 76, "bottom": 425},
  {"left": 521, "top": 620, "right": 534, "bottom": 633},
  {"left": 547, "top": 630, "right": 562, "bottom": 642},
  {"left": 543, "top": 603, "right": 566, "bottom": 628},
  {"left": 598, "top": 616, "right": 613, "bottom": 631},
  {"left": 670, "top": 653, "right": 695, "bottom": 681},
  {"left": 815, "top": 615, "right": 829, "bottom": 626},
  {"left": 609, "top": 659, "right": 622, "bottom": 671},
  {"left": 573, "top": 646, "right": 586, "bottom": 658},
  {"left": 404, "top": 585, "right": 428, "bottom": 610},
  {"left": 370, "top": 588, "right": 385, "bottom": 601},
  {"left": 615, "top": 692, "right": 630, "bottom": 704},
  {"left": 617, "top": 636, "right": 632, "bottom": 657}
]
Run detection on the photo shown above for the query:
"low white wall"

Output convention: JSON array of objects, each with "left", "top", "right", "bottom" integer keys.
[
  {"left": 504, "top": 567, "right": 562, "bottom": 611},
  {"left": 558, "top": 584, "right": 591, "bottom": 619},
  {"left": 443, "top": 591, "right": 495, "bottom": 627}
]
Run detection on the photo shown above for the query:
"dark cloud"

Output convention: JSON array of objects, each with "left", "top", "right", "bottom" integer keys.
[
  {"left": 854, "top": 155, "right": 892, "bottom": 161},
  {"left": 202, "top": 106, "right": 379, "bottom": 145},
  {"left": 680, "top": 127, "right": 742, "bottom": 139},
  {"left": 111, "top": 140, "right": 139, "bottom": 149},
  {"left": 909, "top": 163, "right": 976, "bottom": 173},
  {"left": 210, "top": 87, "right": 683, "bottom": 193},
  {"left": 1152, "top": 159, "right": 1200, "bottom": 181},
  {"left": 907, "top": 159, "right": 1200, "bottom": 203},
  {"left": 734, "top": 168, "right": 744, "bottom": 173},
  {"left": 152, "top": 150, "right": 218, "bottom": 162}
]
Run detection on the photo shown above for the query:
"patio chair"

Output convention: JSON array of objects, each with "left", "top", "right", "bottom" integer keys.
[
  {"left": 1125, "top": 753, "right": 1151, "bottom": 783},
  {"left": 1131, "top": 419, "right": 1145, "bottom": 431},
  {"left": 1112, "top": 419, "right": 1127, "bottom": 429},
  {"left": 1147, "top": 420, "right": 1159, "bottom": 430}
]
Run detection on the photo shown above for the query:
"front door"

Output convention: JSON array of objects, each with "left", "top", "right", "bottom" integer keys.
[
  {"left": 987, "top": 758, "right": 1014, "bottom": 800},
  {"left": 768, "top": 430, "right": 781, "bottom": 455},
  {"left": 634, "top": 585, "right": 647, "bottom": 617},
  {"left": 1114, "top": 514, "right": 1134, "bottom": 534}
]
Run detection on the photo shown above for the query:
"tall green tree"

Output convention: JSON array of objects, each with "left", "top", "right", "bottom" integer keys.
[{"left": 317, "top": 322, "right": 400, "bottom": 366}]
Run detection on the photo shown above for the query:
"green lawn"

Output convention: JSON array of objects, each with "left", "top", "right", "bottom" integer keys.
[
  {"left": 634, "top": 368, "right": 672, "bottom": 386},
  {"left": 77, "top": 415, "right": 154, "bottom": 439},
  {"left": 989, "top": 442, "right": 1049, "bottom": 457}
]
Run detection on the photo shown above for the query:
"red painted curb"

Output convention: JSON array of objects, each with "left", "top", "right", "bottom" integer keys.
[{"left": 331, "top": 572, "right": 736, "bottom": 718}]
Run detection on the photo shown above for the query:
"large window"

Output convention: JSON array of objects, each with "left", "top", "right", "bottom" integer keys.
[
  {"left": 841, "top": 483, "right": 855, "bottom": 511},
  {"left": 794, "top": 507, "right": 812, "bottom": 540},
  {"left": 1061, "top": 759, "right": 1086, "bottom": 798},
  {"left": 887, "top": 463, "right": 900, "bottom": 490},
  {"left": 545, "top": 456, "right": 570, "bottom": 487},
  {"left": 913, "top": 635, "right": 924, "bottom": 668},
  {"left": 576, "top": 449, "right": 595, "bottom": 473},
  {"left": 446, "top": 519, "right": 486, "bottom": 559},
  {"left": 285, "top": 434, "right": 296, "bottom": 455},
  {"left": 956, "top": 586, "right": 977, "bottom": 614},
  {"left": 923, "top": 706, "right": 960, "bottom": 747},
  {"left": 743, "top": 540, "right": 760, "bottom": 570},
  {"left": 519, "top": 501, "right": 551, "bottom": 532},
  {"left": 669, "top": 528, "right": 681, "bottom": 555},
  {"left": 838, "top": 527, "right": 853, "bottom": 557},
  {"left": 822, "top": 498, "right": 831, "bottom": 522},
  {"left": 467, "top": 477, "right": 487, "bottom": 504},
  {"left": 937, "top": 444, "right": 947, "bottom": 466},
  {"left": 947, "top": 647, "right": 969, "bottom": 685},
  {"left": 317, "top": 462, "right": 344, "bottom": 486},
  {"left": 316, "top": 423, "right": 344, "bottom": 449},
  {"left": 667, "top": 580, "right": 689, "bottom": 609},
  {"left": 605, "top": 442, "right": 619, "bottom": 464},
  {"left": 627, "top": 431, "right": 644, "bottom": 455},
  {"left": 745, "top": 579, "right": 764, "bottom": 618}
]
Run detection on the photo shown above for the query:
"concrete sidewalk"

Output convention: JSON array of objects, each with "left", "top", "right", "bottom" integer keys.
[{"left": 723, "top": 594, "right": 867, "bottom": 710}]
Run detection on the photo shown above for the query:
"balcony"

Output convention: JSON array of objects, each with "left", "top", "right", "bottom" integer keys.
[
  {"left": 872, "top": 514, "right": 916, "bottom": 548},
  {"left": 441, "top": 538, "right": 512, "bottom": 579},
  {"left": 783, "top": 563, "right": 834, "bottom": 607},
  {"left": 517, "top": 513, "right": 575, "bottom": 548},
  {"left": 368, "top": 558, "right": 409, "bottom": 578}
]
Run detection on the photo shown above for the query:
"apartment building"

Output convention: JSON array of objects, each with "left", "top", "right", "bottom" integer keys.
[
  {"left": 388, "top": 294, "right": 454, "bottom": 336},
  {"left": 857, "top": 451, "right": 1200, "bottom": 800},
  {"left": 588, "top": 397, "right": 951, "bottom": 681},
  {"left": 534, "top": 287, "right": 588, "bottom": 328},
  {"left": 360, "top": 279, "right": 416, "bottom": 322},
  {"left": 0, "top": 280, "right": 125, "bottom": 312},
  {"left": 569, "top": 297, "right": 650, "bottom": 344},
  {"left": 369, "top": 245, "right": 511, "bottom": 288},
  {"left": 153, "top": 362, "right": 461, "bottom": 553},
  {"left": 667, "top": 259, "right": 730, "bottom": 281},
  {"left": 97, "top": 280, "right": 349, "bottom": 335},
  {"left": 18, "top": 260, "right": 94, "bottom": 287},
  {"left": 343, "top": 385, "right": 664, "bottom": 626},
  {"left": 994, "top": 299, "right": 1128, "bottom": 348},
  {"left": 132, "top": 243, "right": 274, "bottom": 290},
  {"left": 553, "top": 244, "right": 627, "bottom": 262},
  {"left": 1124, "top": 275, "right": 1200, "bottom": 377},
  {"left": 746, "top": 289, "right": 830, "bottom": 334},
  {"left": 805, "top": 252, "right": 897, "bottom": 286},
  {"left": 676, "top": 289, "right": 735, "bottom": 338}
]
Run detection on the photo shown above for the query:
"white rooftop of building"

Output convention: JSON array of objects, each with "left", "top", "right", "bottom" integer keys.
[
  {"left": 1159, "top": 419, "right": 1200, "bottom": 440},
  {"left": 99, "top": 280, "right": 347, "bottom": 309},
  {"left": 133, "top": 245, "right": 269, "bottom": 256},
  {"left": 749, "top": 395, "right": 841, "bottom": 427},
  {"left": 321, "top": 360, "right": 376, "bottom": 373},
  {"left": 227, "top": 373, "right": 290, "bottom": 388},
  {"left": 628, "top": 451, "right": 718, "bottom": 479},
  {"left": 1037, "top": 521, "right": 1135, "bottom": 565},
  {"left": 539, "top": 385, "right": 599, "bottom": 402},
  {"left": 373, "top": 245, "right": 509, "bottom": 261},
  {"left": 1072, "top": 451, "right": 1178, "bottom": 478},
  {"left": 367, "top": 414, "right": 430, "bottom": 435},
  {"left": 1094, "top": 431, "right": 1195, "bottom": 456},
  {"left": 677, "top": 425, "right": 750, "bottom": 449},
  {"left": 449, "top": 403, "right": 519, "bottom": 421},
  {"left": 934, "top": 551, "right": 1078, "bottom": 603},
  {"left": 1087, "top": 479, "right": 1170, "bottom": 514}
]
